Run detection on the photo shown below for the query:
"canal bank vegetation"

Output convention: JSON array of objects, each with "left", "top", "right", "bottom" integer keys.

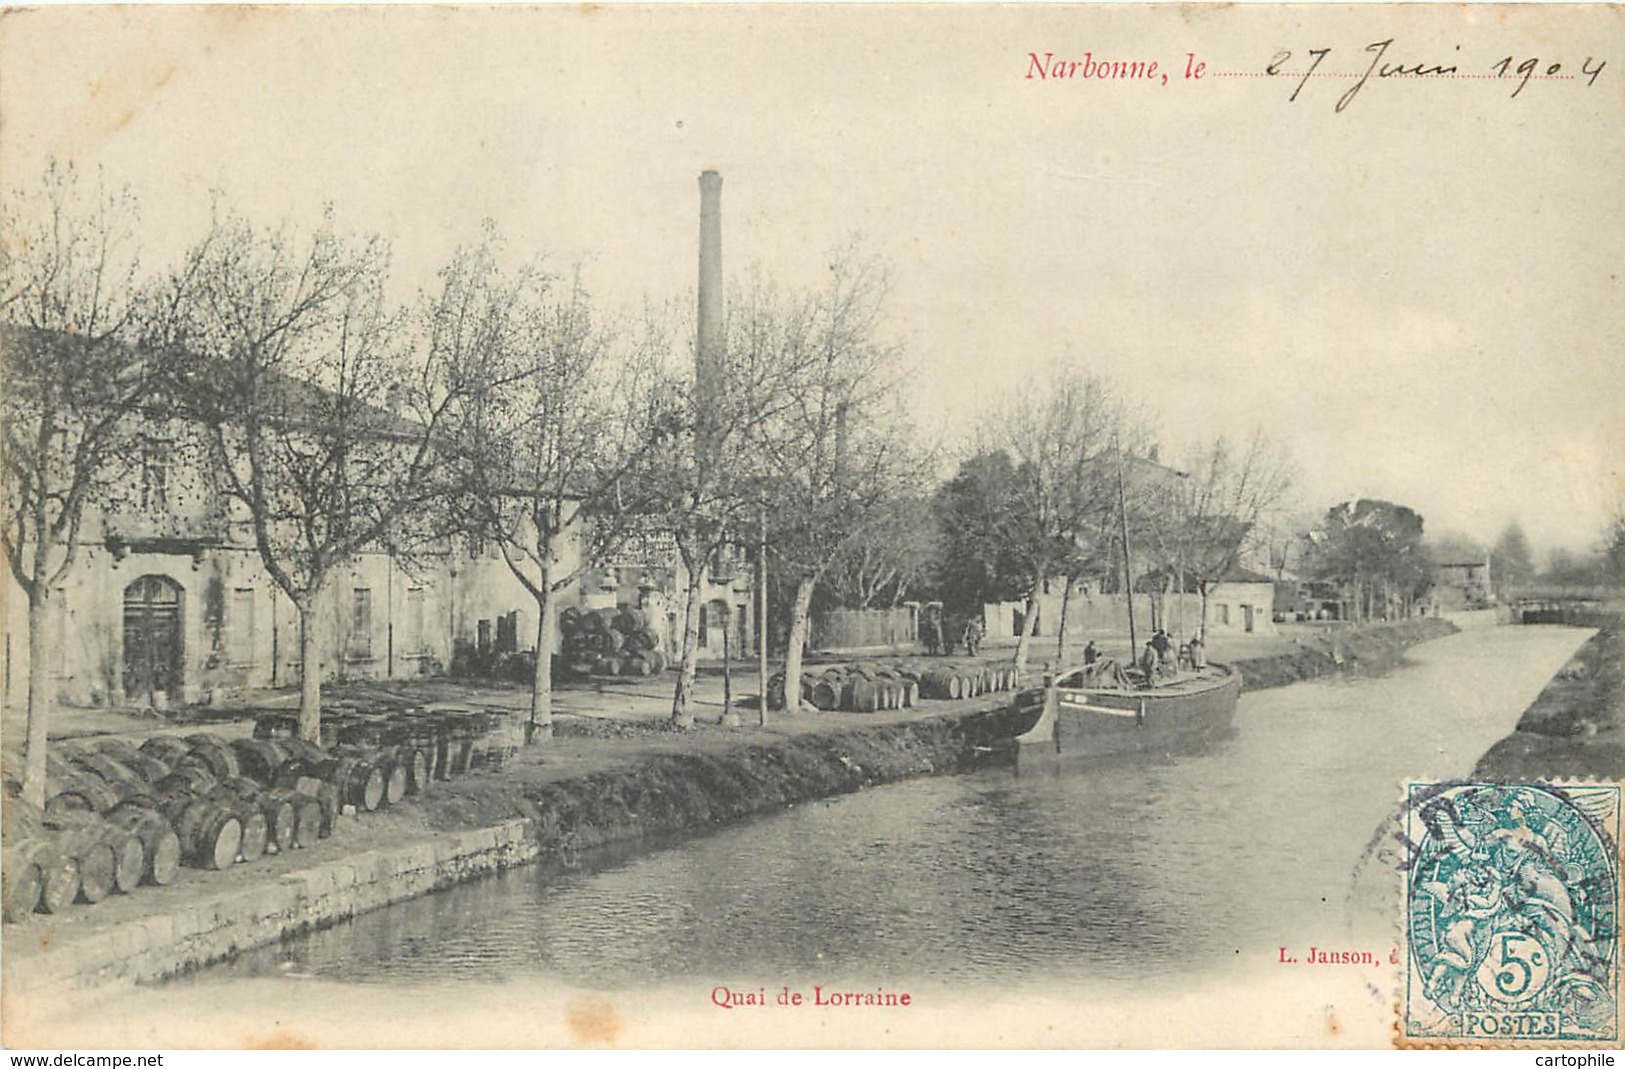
[
  {"left": 1476, "top": 608, "right": 1625, "bottom": 781},
  {"left": 1226, "top": 617, "right": 1459, "bottom": 690}
]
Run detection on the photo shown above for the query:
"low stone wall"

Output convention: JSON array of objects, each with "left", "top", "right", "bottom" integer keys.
[{"left": 6, "top": 820, "right": 539, "bottom": 1001}]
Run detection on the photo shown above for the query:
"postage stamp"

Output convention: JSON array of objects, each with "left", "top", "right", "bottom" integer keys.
[{"left": 1403, "top": 781, "right": 1620, "bottom": 1045}]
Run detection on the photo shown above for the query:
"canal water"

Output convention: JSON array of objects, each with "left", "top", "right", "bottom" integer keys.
[{"left": 69, "top": 626, "right": 1597, "bottom": 1046}]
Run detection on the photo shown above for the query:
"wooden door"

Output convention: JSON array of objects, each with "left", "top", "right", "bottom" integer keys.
[{"left": 123, "top": 575, "right": 183, "bottom": 703}]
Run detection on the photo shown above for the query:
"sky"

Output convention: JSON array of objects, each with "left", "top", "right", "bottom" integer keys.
[{"left": 2, "top": 4, "right": 1621, "bottom": 555}]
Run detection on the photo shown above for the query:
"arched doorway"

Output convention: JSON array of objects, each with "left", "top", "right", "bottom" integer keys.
[
  {"left": 702, "top": 598, "right": 731, "bottom": 654},
  {"left": 123, "top": 575, "right": 184, "bottom": 705}
]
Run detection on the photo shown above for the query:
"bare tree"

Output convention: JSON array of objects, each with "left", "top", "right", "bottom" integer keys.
[
  {"left": 434, "top": 229, "right": 669, "bottom": 740},
  {"left": 149, "top": 209, "right": 454, "bottom": 744},
  {"left": 751, "top": 248, "right": 923, "bottom": 715},
  {"left": 644, "top": 272, "right": 794, "bottom": 727},
  {"left": 1168, "top": 430, "right": 1295, "bottom": 638},
  {"left": 0, "top": 164, "right": 151, "bottom": 806},
  {"left": 978, "top": 366, "right": 1133, "bottom": 676},
  {"left": 821, "top": 492, "right": 935, "bottom": 609}
]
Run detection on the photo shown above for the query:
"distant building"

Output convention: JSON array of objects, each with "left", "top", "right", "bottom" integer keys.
[
  {"left": 1, "top": 353, "right": 562, "bottom": 711},
  {"left": 1432, "top": 557, "right": 1494, "bottom": 611},
  {"left": 975, "top": 450, "right": 1279, "bottom": 643}
]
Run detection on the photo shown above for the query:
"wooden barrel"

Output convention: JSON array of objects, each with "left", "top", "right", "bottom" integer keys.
[
  {"left": 139, "top": 735, "right": 194, "bottom": 765},
  {"left": 32, "top": 842, "right": 80, "bottom": 914},
  {"left": 157, "top": 764, "right": 219, "bottom": 797},
  {"left": 280, "top": 738, "right": 329, "bottom": 766},
  {"left": 52, "top": 827, "right": 117, "bottom": 904},
  {"left": 229, "top": 739, "right": 288, "bottom": 784},
  {"left": 447, "top": 727, "right": 475, "bottom": 776},
  {"left": 105, "top": 804, "right": 181, "bottom": 886},
  {"left": 260, "top": 795, "right": 297, "bottom": 850},
  {"left": 811, "top": 674, "right": 843, "bottom": 711},
  {"left": 427, "top": 727, "right": 452, "bottom": 782},
  {"left": 2, "top": 842, "right": 47, "bottom": 921},
  {"left": 370, "top": 751, "right": 407, "bottom": 806},
  {"left": 103, "top": 828, "right": 145, "bottom": 894},
  {"left": 167, "top": 798, "right": 243, "bottom": 871},
  {"left": 215, "top": 778, "right": 294, "bottom": 853},
  {"left": 183, "top": 737, "right": 241, "bottom": 780},
  {"left": 310, "top": 757, "right": 384, "bottom": 813},
  {"left": 91, "top": 737, "right": 145, "bottom": 764},
  {"left": 124, "top": 753, "right": 172, "bottom": 786},
  {"left": 220, "top": 798, "right": 268, "bottom": 863},
  {"left": 272, "top": 768, "right": 340, "bottom": 828},
  {"left": 52, "top": 815, "right": 146, "bottom": 895},
  {"left": 45, "top": 772, "right": 122, "bottom": 815},
  {"left": 265, "top": 789, "right": 323, "bottom": 849},
  {"left": 849, "top": 677, "right": 879, "bottom": 713},
  {"left": 398, "top": 745, "right": 430, "bottom": 795},
  {"left": 69, "top": 751, "right": 141, "bottom": 789}
]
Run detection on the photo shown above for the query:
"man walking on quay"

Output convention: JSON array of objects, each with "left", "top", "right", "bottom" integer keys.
[{"left": 962, "top": 616, "right": 983, "bottom": 657}]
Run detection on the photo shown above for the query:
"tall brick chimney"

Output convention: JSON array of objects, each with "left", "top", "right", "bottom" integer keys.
[{"left": 696, "top": 170, "right": 724, "bottom": 416}]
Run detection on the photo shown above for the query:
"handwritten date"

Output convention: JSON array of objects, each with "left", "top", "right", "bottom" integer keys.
[{"left": 1268, "top": 38, "right": 1607, "bottom": 112}]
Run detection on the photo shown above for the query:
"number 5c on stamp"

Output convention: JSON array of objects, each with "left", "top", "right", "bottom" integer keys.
[{"left": 1402, "top": 781, "right": 1620, "bottom": 1045}]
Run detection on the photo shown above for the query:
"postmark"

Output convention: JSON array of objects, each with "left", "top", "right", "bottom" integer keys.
[{"left": 1402, "top": 781, "right": 1620, "bottom": 1044}]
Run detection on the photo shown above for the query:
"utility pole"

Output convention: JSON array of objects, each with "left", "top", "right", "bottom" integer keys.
[
  {"left": 758, "top": 507, "right": 769, "bottom": 727},
  {"left": 1117, "top": 445, "right": 1138, "bottom": 660}
]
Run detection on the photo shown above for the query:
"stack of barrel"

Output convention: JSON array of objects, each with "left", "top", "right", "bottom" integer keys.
[
  {"left": 0, "top": 723, "right": 439, "bottom": 923},
  {"left": 765, "top": 658, "right": 1022, "bottom": 712},
  {"left": 1, "top": 757, "right": 171, "bottom": 923},
  {"left": 767, "top": 662, "right": 921, "bottom": 713},
  {"left": 559, "top": 607, "right": 667, "bottom": 678},
  {"left": 916, "top": 661, "right": 1020, "bottom": 700},
  {"left": 253, "top": 704, "right": 503, "bottom": 784}
]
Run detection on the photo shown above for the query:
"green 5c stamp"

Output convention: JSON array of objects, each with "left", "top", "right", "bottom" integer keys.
[{"left": 1404, "top": 782, "right": 1619, "bottom": 1044}]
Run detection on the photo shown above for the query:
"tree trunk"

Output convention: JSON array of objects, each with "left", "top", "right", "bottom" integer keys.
[
  {"left": 298, "top": 600, "right": 322, "bottom": 745},
  {"left": 528, "top": 578, "right": 556, "bottom": 742},
  {"left": 1198, "top": 585, "right": 1211, "bottom": 643},
  {"left": 721, "top": 616, "right": 734, "bottom": 724},
  {"left": 671, "top": 563, "right": 703, "bottom": 727},
  {"left": 1013, "top": 584, "right": 1042, "bottom": 676},
  {"left": 782, "top": 576, "right": 816, "bottom": 714},
  {"left": 22, "top": 590, "right": 52, "bottom": 809},
  {"left": 1055, "top": 574, "right": 1075, "bottom": 661}
]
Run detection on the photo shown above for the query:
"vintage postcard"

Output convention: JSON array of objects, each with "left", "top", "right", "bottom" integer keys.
[{"left": 1, "top": 1, "right": 1621, "bottom": 1051}]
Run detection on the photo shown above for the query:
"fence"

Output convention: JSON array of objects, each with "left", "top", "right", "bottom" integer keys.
[{"left": 810, "top": 607, "right": 918, "bottom": 652}]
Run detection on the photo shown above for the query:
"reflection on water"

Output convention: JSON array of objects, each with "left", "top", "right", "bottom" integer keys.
[{"left": 192, "top": 626, "right": 1590, "bottom": 993}]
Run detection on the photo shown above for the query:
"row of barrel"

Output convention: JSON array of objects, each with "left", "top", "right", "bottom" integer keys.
[
  {"left": 559, "top": 606, "right": 668, "bottom": 679},
  {"left": 767, "top": 659, "right": 1023, "bottom": 713},
  {"left": 1, "top": 729, "right": 427, "bottom": 923},
  {"left": 252, "top": 703, "right": 516, "bottom": 776}
]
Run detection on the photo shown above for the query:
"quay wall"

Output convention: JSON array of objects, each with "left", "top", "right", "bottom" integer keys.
[
  {"left": 5, "top": 620, "right": 1459, "bottom": 1004},
  {"left": 1476, "top": 614, "right": 1625, "bottom": 781}
]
